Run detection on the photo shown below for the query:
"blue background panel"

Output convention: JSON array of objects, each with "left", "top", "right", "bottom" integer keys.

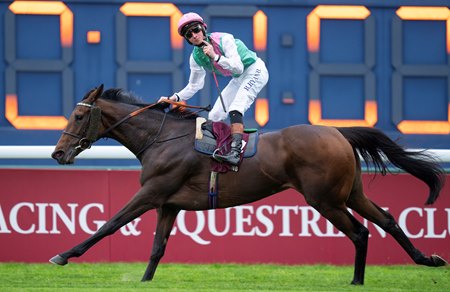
[
  {"left": 265, "top": 6, "right": 309, "bottom": 129},
  {"left": 321, "top": 76, "right": 365, "bottom": 119},
  {"left": 17, "top": 15, "right": 61, "bottom": 59},
  {"left": 403, "top": 77, "right": 448, "bottom": 121},
  {"left": 210, "top": 17, "right": 254, "bottom": 49},
  {"left": 17, "top": 72, "right": 62, "bottom": 116},
  {"left": 72, "top": 3, "right": 117, "bottom": 99},
  {"left": 321, "top": 19, "right": 365, "bottom": 63},
  {"left": 127, "top": 16, "right": 172, "bottom": 61},
  {"left": 0, "top": 0, "right": 449, "bottom": 167},
  {"left": 128, "top": 73, "right": 172, "bottom": 101},
  {"left": 403, "top": 20, "right": 447, "bottom": 65}
]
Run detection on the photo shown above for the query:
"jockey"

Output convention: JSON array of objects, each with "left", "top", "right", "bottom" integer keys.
[{"left": 159, "top": 12, "right": 269, "bottom": 166}]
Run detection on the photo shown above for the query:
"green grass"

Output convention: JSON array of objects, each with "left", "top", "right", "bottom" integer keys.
[{"left": 0, "top": 263, "right": 448, "bottom": 291}]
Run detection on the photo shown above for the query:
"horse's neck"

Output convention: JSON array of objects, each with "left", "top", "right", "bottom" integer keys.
[
  {"left": 99, "top": 101, "right": 190, "bottom": 157},
  {"left": 98, "top": 101, "right": 148, "bottom": 154}
]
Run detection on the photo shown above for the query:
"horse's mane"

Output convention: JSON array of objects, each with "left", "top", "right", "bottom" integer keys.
[
  {"left": 101, "top": 88, "right": 144, "bottom": 105},
  {"left": 97, "top": 88, "right": 199, "bottom": 119}
]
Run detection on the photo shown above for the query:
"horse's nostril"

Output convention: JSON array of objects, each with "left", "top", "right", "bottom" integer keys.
[{"left": 51, "top": 150, "right": 64, "bottom": 160}]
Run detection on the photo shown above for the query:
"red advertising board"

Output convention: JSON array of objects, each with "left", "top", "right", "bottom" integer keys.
[{"left": 0, "top": 168, "right": 448, "bottom": 265}]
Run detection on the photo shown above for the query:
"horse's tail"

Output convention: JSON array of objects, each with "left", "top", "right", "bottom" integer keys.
[{"left": 336, "top": 127, "right": 445, "bottom": 205}]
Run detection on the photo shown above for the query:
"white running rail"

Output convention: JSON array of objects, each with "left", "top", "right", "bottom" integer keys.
[
  {"left": 0, "top": 146, "right": 134, "bottom": 159},
  {"left": 0, "top": 146, "right": 449, "bottom": 162}
]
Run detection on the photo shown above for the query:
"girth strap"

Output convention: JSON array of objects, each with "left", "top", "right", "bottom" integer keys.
[{"left": 208, "top": 171, "right": 219, "bottom": 209}]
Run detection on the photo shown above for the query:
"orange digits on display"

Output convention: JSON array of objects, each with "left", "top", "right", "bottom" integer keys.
[
  {"left": 6, "top": 1, "right": 72, "bottom": 130},
  {"left": 394, "top": 6, "right": 450, "bottom": 134},
  {"left": 9, "top": 1, "right": 72, "bottom": 47},
  {"left": 307, "top": 5, "right": 377, "bottom": 127},
  {"left": 5, "top": 3, "right": 447, "bottom": 134},
  {"left": 119, "top": 3, "right": 183, "bottom": 49},
  {"left": 253, "top": 10, "right": 268, "bottom": 126},
  {"left": 255, "top": 98, "right": 269, "bottom": 127}
]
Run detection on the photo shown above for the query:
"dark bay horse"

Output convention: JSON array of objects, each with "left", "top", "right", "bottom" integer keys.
[{"left": 50, "top": 85, "right": 447, "bottom": 285}]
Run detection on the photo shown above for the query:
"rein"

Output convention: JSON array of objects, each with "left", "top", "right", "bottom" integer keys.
[
  {"left": 63, "top": 99, "right": 210, "bottom": 153},
  {"left": 133, "top": 101, "right": 210, "bottom": 157},
  {"left": 135, "top": 111, "right": 168, "bottom": 157},
  {"left": 102, "top": 100, "right": 211, "bottom": 137}
]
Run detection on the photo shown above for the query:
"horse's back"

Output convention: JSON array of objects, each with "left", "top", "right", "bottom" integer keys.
[
  {"left": 257, "top": 124, "right": 357, "bottom": 201},
  {"left": 262, "top": 124, "right": 354, "bottom": 162}
]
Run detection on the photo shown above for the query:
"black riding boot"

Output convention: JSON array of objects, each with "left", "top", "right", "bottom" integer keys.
[{"left": 214, "top": 133, "right": 243, "bottom": 166}]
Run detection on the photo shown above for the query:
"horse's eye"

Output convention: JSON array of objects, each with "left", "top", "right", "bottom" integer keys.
[{"left": 75, "top": 115, "right": 83, "bottom": 121}]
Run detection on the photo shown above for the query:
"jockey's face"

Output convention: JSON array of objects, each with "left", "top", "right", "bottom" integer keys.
[{"left": 185, "top": 24, "right": 205, "bottom": 46}]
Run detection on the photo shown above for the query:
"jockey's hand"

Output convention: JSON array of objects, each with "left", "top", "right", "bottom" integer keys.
[
  {"left": 202, "top": 41, "right": 216, "bottom": 60},
  {"left": 158, "top": 95, "right": 179, "bottom": 103},
  {"left": 158, "top": 96, "right": 170, "bottom": 103}
]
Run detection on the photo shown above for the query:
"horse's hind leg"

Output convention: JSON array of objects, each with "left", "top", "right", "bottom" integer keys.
[
  {"left": 49, "top": 188, "right": 155, "bottom": 265},
  {"left": 141, "top": 206, "right": 179, "bottom": 281},
  {"left": 310, "top": 201, "right": 369, "bottom": 285},
  {"left": 347, "top": 181, "right": 448, "bottom": 267}
]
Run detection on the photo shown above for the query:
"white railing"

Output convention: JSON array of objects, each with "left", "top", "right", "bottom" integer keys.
[
  {"left": 0, "top": 146, "right": 134, "bottom": 159},
  {"left": 0, "top": 146, "right": 449, "bottom": 163}
]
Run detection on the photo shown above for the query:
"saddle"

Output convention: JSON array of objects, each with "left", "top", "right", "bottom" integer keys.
[
  {"left": 194, "top": 118, "right": 258, "bottom": 164},
  {"left": 194, "top": 117, "right": 259, "bottom": 209}
]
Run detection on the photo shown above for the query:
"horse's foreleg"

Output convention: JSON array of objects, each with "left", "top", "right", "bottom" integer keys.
[
  {"left": 141, "top": 206, "right": 179, "bottom": 281},
  {"left": 49, "top": 191, "right": 154, "bottom": 265}
]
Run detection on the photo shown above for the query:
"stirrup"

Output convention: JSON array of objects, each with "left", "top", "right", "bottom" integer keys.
[
  {"left": 214, "top": 152, "right": 241, "bottom": 165},
  {"left": 212, "top": 148, "right": 223, "bottom": 162}
]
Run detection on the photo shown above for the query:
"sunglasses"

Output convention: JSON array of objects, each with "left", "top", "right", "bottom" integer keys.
[{"left": 184, "top": 25, "right": 202, "bottom": 39}]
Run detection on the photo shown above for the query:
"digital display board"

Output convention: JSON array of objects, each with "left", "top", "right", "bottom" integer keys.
[{"left": 0, "top": 0, "right": 449, "bottom": 152}]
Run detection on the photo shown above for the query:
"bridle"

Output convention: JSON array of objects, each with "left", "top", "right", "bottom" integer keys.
[
  {"left": 62, "top": 99, "right": 211, "bottom": 153},
  {"left": 63, "top": 102, "right": 102, "bottom": 151}
]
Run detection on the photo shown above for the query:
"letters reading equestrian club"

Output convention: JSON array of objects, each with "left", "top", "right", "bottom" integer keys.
[{"left": 1, "top": 202, "right": 449, "bottom": 243}]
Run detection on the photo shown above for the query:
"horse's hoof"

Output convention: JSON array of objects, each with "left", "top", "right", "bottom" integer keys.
[
  {"left": 350, "top": 280, "right": 364, "bottom": 286},
  {"left": 141, "top": 276, "right": 154, "bottom": 282},
  {"left": 431, "top": 254, "right": 447, "bottom": 266},
  {"left": 49, "top": 254, "right": 68, "bottom": 266},
  {"left": 141, "top": 273, "right": 154, "bottom": 282}
]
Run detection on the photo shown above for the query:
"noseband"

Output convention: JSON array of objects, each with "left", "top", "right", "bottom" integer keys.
[{"left": 63, "top": 102, "right": 102, "bottom": 151}]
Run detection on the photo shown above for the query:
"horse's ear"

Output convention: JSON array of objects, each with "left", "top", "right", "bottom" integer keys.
[
  {"left": 93, "top": 84, "right": 104, "bottom": 100},
  {"left": 85, "top": 84, "right": 104, "bottom": 103}
]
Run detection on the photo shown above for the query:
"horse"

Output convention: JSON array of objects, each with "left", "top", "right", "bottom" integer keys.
[{"left": 49, "top": 85, "right": 447, "bottom": 285}]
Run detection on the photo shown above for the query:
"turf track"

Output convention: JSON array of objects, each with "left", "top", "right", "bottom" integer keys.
[{"left": 0, "top": 263, "right": 448, "bottom": 291}]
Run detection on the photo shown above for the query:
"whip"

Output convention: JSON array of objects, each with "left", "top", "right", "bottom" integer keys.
[{"left": 212, "top": 70, "right": 227, "bottom": 113}]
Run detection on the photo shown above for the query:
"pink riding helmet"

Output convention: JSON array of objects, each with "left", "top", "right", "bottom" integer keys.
[{"left": 177, "top": 12, "right": 207, "bottom": 36}]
